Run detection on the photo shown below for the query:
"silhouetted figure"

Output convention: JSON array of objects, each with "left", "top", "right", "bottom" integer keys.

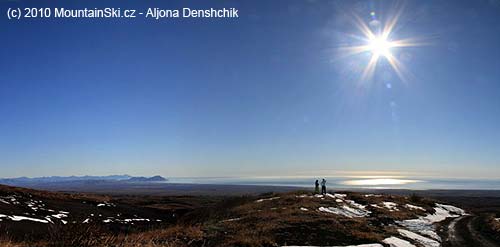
[
  {"left": 314, "top": 180, "right": 320, "bottom": 194},
  {"left": 321, "top": 179, "right": 327, "bottom": 195}
]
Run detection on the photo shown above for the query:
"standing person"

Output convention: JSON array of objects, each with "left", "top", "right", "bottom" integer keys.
[
  {"left": 314, "top": 180, "right": 320, "bottom": 194},
  {"left": 321, "top": 179, "right": 327, "bottom": 195}
]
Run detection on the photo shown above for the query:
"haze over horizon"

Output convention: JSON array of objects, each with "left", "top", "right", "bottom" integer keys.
[{"left": 1, "top": 0, "right": 500, "bottom": 180}]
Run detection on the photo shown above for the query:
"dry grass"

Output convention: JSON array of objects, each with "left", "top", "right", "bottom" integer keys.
[
  {"left": 0, "top": 238, "right": 25, "bottom": 247},
  {"left": 0, "top": 190, "right": 437, "bottom": 247}
]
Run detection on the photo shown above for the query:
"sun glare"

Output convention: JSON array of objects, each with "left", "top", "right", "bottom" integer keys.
[
  {"left": 338, "top": 8, "right": 424, "bottom": 83},
  {"left": 368, "top": 36, "right": 393, "bottom": 58},
  {"left": 342, "top": 178, "right": 422, "bottom": 186}
]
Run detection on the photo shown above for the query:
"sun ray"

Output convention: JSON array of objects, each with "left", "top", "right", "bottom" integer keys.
[
  {"left": 352, "top": 14, "right": 376, "bottom": 41},
  {"left": 335, "top": 7, "right": 424, "bottom": 84},
  {"left": 361, "top": 53, "right": 379, "bottom": 82},
  {"left": 385, "top": 52, "right": 413, "bottom": 83}
]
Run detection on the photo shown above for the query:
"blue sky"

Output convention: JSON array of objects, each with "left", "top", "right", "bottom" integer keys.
[{"left": 1, "top": 0, "right": 500, "bottom": 178}]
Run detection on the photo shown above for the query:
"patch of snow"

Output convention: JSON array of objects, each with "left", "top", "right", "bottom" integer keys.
[
  {"left": 398, "top": 229, "right": 440, "bottom": 247},
  {"left": 319, "top": 205, "right": 370, "bottom": 218},
  {"left": 435, "top": 203, "right": 465, "bottom": 215},
  {"left": 370, "top": 204, "right": 382, "bottom": 209},
  {"left": 122, "top": 218, "right": 150, "bottom": 222},
  {"left": 8, "top": 215, "right": 49, "bottom": 223},
  {"left": 82, "top": 218, "right": 90, "bottom": 223},
  {"left": 297, "top": 194, "right": 311, "bottom": 198},
  {"left": 382, "top": 202, "right": 399, "bottom": 211},
  {"left": 221, "top": 217, "right": 241, "bottom": 222},
  {"left": 336, "top": 199, "right": 343, "bottom": 203},
  {"left": 103, "top": 219, "right": 112, "bottom": 223},
  {"left": 345, "top": 200, "right": 368, "bottom": 211},
  {"left": 405, "top": 204, "right": 425, "bottom": 211},
  {"left": 51, "top": 213, "right": 68, "bottom": 219},
  {"left": 364, "top": 194, "right": 382, "bottom": 197},
  {"left": 399, "top": 203, "right": 466, "bottom": 234},
  {"left": 61, "top": 220, "right": 67, "bottom": 224},
  {"left": 420, "top": 230, "right": 441, "bottom": 241},
  {"left": 325, "top": 193, "right": 347, "bottom": 199},
  {"left": 255, "top": 197, "right": 280, "bottom": 202},
  {"left": 44, "top": 217, "right": 53, "bottom": 223},
  {"left": 340, "top": 245, "right": 383, "bottom": 247},
  {"left": 331, "top": 193, "right": 347, "bottom": 198},
  {"left": 325, "top": 194, "right": 335, "bottom": 199},
  {"left": 283, "top": 244, "right": 382, "bottom": 247},
  {"left": 300, "top": 207, "right": 309, "bottom": 211},
  {"left": 382, "top": 236, "right": 416, "bottom": 247}
]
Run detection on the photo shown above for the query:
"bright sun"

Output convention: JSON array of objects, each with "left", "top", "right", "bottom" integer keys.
[
  {"left": 338, "top": 9, "right": 423, "bottom": 82},
  {"left": 368, "top": 36, "right": 394, "bottom": 58}
]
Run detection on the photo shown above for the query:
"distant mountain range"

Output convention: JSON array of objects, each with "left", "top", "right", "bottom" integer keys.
[{"left": 0, "top": 175, "right": 167, "bottom": 186}]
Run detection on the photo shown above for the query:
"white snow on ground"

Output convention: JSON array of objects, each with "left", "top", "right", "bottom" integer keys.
[
  {"left": 398, "top": 203, "right": 466, "bottom": 241},
  {"left": 405, "top": 204, "right": 425, "bottom": 211},
  {"left": 382, "top": 202, "right": 399, "bottom": 211},
  {"left": 398, "top": 229, "right": 440, "bottom": 247},
  {"left": 370, "top": 204, "right": 382, "bottom": 209},
  {"left": 122, "top": 218, "right": 150, "bottom": 222},
  {"left": 300, "top": 207, "right": 309, "bottom": 211},
  {"left": 283, "top": 244, "right": 383, "bottom": 247},
  {"left": 420, "top": 230, "right": 441, "bottom": 241},
  {"left": 325, "top": 194, "right": 348, "bottom": 204},
  {"left": 318, "top": 194, "right": 371, "bottom": 218},
  {"left": 345, "top": 200, "right": 369, "bottom": 211},
  {"left": 297, "top": 194, "right": 311, "bottom": 198},
  {"left": 255, "top": 197, "right": 280, "bottom": 203},
  {"left": 7, "top": 215, "right": 49, "bottom": 223},
  {"left": 331, "top": 193, "right": 347, "bottom": 198},
  {"left": 364, "top": 194, "right": 382, "bottom": 198},
  {"left": 337, "top": 245, "right": 382, "bottom": 247},
  {"left": 221, "top": 217, "right": 241, "bottom": 222},
  {"left": 51, "top": 213, "right": 68, "bottom": 219},
  {"left": 97, "top": 202, "right": 115, "bottom": 207},
  {"left": 319, "top": 204, "right": 370, "bottom": 218},
  {"left": 102, "top": 218, "right": 151, "bottom": 223},
  {"left": 435, "top": 204, "right": 465, "bottom": 215},
  {"left": 382, "top": 236, "right": 416, "bottom": 247},
  {"left": 82, "top": 218, "right": 90, "bottom": 223},
  {"left": 1, "top": 196, "right": 20, "bottom": 205}
]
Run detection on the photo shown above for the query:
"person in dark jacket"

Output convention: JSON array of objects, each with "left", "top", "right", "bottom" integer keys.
[
  {"left": 321, "top": 179, "right": 327, "bottom": 195},
  {"left": 314, "top": 180, "right": 320, "bottom": 194}
]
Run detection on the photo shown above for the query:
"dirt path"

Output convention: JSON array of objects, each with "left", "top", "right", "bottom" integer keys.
[{"left": 444, "top": 215, "right": 499, "bottom": 247}]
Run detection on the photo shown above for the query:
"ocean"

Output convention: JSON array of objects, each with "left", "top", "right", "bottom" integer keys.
[{"left": 166, "top": 176, "right": 500, "bottom": 190}]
